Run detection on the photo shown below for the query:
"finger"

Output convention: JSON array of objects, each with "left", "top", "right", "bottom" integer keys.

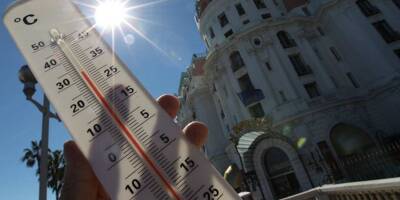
[
  {"left": 183, "top": 121, "right": 208, "bottom": 149},
  {"left": 157, "top": 94, "right": 179, "bottom": 118},
  {"left": 96, "top": 181, "right": 111, "bottom": 200},
  {"left": 61, "top": 141, "right": 102, "bottom": 200}
]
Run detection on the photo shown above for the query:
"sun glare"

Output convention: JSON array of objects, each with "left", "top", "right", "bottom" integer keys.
[
  {"left": 95, "top": 0, "right": 128, "bottom": 29},
  {"left": 73, "top": 0, "right": 176, "bottom": 63}
]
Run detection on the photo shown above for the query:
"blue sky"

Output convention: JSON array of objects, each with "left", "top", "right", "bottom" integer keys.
[{"left": 0, "top": 0, "right": 205, "bottom": 199}]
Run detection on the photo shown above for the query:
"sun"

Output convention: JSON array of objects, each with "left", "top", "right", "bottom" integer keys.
[
  {"left": 95, "top": 0, "right": 128, "bottom": 29},
  {"left": 73, "top": 0, "right": 176, "bottom": 62}
]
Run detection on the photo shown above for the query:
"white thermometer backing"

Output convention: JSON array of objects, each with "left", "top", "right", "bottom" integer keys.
[{"left": 3, "top": 0, "right": 241, "bottom": 199}]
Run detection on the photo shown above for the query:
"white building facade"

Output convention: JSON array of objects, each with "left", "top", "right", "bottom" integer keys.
[{"left": 178, "top": 0, "right": 400, "bottom": 199}]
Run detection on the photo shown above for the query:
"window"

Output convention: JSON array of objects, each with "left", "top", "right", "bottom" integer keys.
[
  {"left": 192, "top": 111, "right": 197, "bottom": 120},
  {"left": 248, "top": 103, "right": 265, "bottom": 118},
  {"left": 218, "top": 100, "right": 225, "bottom": 119},
  {"left": 356, "top": 0, "right": 380, "bottom": 16},
  {"left": 331, "top": 76, "right": 339, "bottom": 88},
  {"left": 346, "top": 72, "right": 360, "bottom": 88},
  {"left": 302, "top": 7, "right": 311, "bottom": 16},
  {"left": 317, "top": 141, "right": 344, "bottom": 181},
  {"left": 330, "top": 47, "right": 342, "bottom": 61},
  {"left": 372, "top": 20, "right": 399, "bottom": 43},
  {"left": 253, "top": 0, "right": 267, "bottom": 9},
  {"left": 317, "top": 27, "right": 325, "bottom": 36},
  {"left": 224, "top": 30, "right": 234, "bottom": 38},
  {"left": 394, "top": 0, "right": 400, "bottom": 9},
  {"left": 304, "top": 82, "right": 320, "bottom": 98},
  {"left": 204, "top": 38, "right": 210, "bottom": 49},
  {"left": 395, "top": 49, "right": 400, "bottom": 58},
  {"left": 264, "top": 148, "right": 300, "bottom": 198},
  {"left": 218, "top": 13, "right": 229, "bottom": 27},
  {"left": 261, "top": 13, "right": 272, "bottom": 19},
  {"left": 230, "top": 51, "right": 245, "bottom": 72},
  {"left": 235, "top": 3, "right": 246, "bottom": 16},
  {"left": 238, "top": 74, "right": 255, "bottom": 91},
  {"left": 208, "top": 27, "right": 215, "bottom": 39},
  {"left": 265, "top": 62, "right": 272, "bottom": 71},
  {"left": 243, "top": 19, "right": 250, "bottom": 25},
  {"left": 279, "top": 91, "right": 288, "bottom": 102},
  {"left": 288, "top": 54, "right": 312, "bottom": 76},
  {"left": 253, "top": 38, "right": 262, "bottom": 46},
  {"left": 277, "top": 31, "right": 297, "bottom": 48},
  {"left": 313, "top": 47, "right": 323, "bottom": 60}
]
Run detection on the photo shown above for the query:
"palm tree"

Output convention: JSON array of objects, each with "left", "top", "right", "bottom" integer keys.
[
  {"left": 22, "top": 140, "right": 65, "bottom": 200},
  {"left": 21, "top": 140, "right": 46, "bottom": 176},
  {"left": 48, "top": 150, "right": 65, "bottom": 200}
]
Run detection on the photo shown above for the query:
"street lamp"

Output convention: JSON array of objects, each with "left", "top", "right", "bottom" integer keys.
[{"left": 18, "top": 65, "right": 60, "bottom": 200}]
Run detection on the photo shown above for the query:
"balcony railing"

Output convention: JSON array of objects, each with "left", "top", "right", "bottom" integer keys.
[
  {"left": 281, "top": 177, "right": 400, "bottom": 200},
  {"left": 238, "top": 89, "right": 265, "bottom": 106},
  {"left": 339, "top": 140, "right": 400, "bottom": 182}
]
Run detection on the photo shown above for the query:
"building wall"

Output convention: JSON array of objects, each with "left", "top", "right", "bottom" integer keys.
[
  {"left": 177, "top": 58, "right": 231, "bottom": 173},
  {"left": 181, "top": 0, "right": 400, "bottom": 199}
]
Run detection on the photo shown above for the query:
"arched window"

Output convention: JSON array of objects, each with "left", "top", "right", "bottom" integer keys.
[
  {"left": 264, "top": 147, "right": 300, "bottom": 199},
  {"left": 277, "top": 31, "right": 297, "bottom": 48},
  {"left": 330, "top": 123, "right": 375, "bottom": 157},
  {"left": 229, "top": 51, "right": 245, "bottom": 72}
]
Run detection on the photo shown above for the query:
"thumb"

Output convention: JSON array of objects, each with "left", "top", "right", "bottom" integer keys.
[{"left": 61, "top": 141, "right": 100, "bottom": 200}]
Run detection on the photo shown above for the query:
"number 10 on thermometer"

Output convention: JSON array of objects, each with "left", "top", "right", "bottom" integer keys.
[{"left": 3, "top": 0, "right": 241, "bottom": 199}]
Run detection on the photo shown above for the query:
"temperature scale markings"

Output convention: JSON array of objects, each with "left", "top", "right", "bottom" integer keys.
[
  {"left": 64, "top": 31, "right": 78, "bottom": 41},
  {"left": 107, "top": 150, "right": 136, "bottom": 171},
  {"left": 44, "top": 60, "right": 66, "bottom": 73},
  {"left": 57, "top": 83, "right": 76, "bottom": 94},
  {"left": 188, "top": 185, "right": 205, "bottom": 200},
  {"left": 156, "top": 139, "right": 177, "bottom": 156},
  {"left": 176, "top": 165, "right": 199, "bottom": 187},
  {"left": 131, "top": 114, "right": 156, "bottom": 131},
  {"left": 71, "top": 93, "right": 84, "bottom": 101},
  {"left": 104, "top": 135, "right": 126, "bottom": 151},
  {"left": 32, "top": 40, "right": 56, "bottom": 54},
  {"left": 88, "top": 129, "right": 108, "bottom": 142},
  {"left": 131, "top": 173, "right": 162, "bottom": 200},
  {"left": 120, "top": 106, "right": 140, "bottom": 119},
  {"left": 57, "top": 72, "right": 70, "bottom": 79},
  {"left": 79, "top": 70, "right": 182, "bottom": 200},
  {"left": 125, "top": 161, "right": 145, "bottom": 180}
]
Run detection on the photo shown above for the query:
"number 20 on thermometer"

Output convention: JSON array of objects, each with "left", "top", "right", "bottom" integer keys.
[{"left": 3, "top": 0, "right": 241, "bottom": 199}]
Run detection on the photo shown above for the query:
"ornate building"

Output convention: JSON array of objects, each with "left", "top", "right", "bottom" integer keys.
[{"left": 178, "top": 0, "right": 400, "bottom": 199}]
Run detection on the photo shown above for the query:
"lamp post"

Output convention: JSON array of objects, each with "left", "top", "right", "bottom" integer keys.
[{"left": 18, "top": 65, "right": 60, "bottom": 200}]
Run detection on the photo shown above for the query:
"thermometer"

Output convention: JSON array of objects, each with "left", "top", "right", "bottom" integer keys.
[{"left": 3, "top": 0, "right": 241, "bottom": 199}]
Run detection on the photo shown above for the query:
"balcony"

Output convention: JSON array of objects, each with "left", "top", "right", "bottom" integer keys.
[
  {"left": 281, "top": 177, "right": 400, "bottom": 200},
  {"left": 238, "top": 89, "right": 265, "bottom": 106}
]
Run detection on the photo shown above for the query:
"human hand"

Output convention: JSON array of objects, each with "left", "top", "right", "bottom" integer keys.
[{"left": 61, "top": 94, "right": 208, "bottom": 200}]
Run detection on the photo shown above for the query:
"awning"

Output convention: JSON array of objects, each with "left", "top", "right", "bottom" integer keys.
[{"left": 236, "top": 131, "right": 266, "bottom": 172}]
